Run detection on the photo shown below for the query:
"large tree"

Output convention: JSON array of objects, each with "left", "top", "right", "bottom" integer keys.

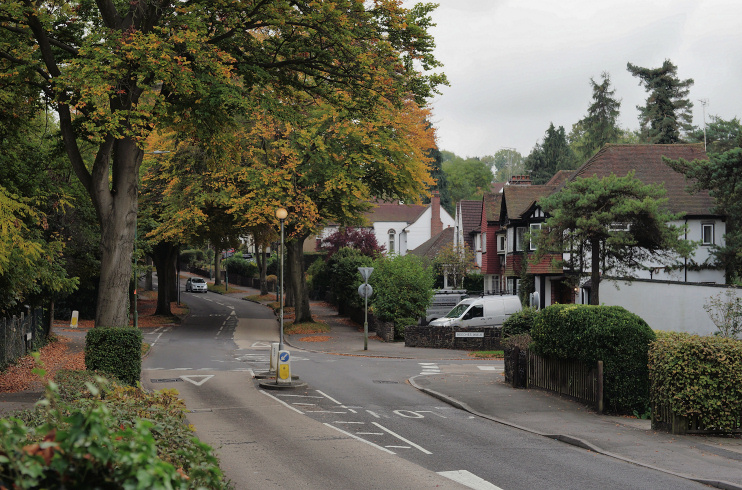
[
  {"left": 534, "top": 173, "right": 692, "bottom": 305},
  {"left": 627, "top": 59, "right": 694, "bottom": 144},
  {"left": 570, "top": 72, "right": 622, "bottom": 161},
  {"left": 688, "top": 115, "right": 742, "bottom": 154},
  {"left": 525, "top": 123, "right": 579, "bottom": 184},
  {"left": 0, "top": 1, "right": 445, "bottom": 327},
  {"left": 493, "top": 148, "right": 525, "bottom": 182},
  {"left": 665, "top": 143, "right": 742, "bottom": 282},
  {"left": 442, "top": 155, "right": 494, "bottom": 203}
]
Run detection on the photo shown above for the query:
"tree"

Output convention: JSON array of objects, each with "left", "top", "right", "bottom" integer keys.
[
  {"left": 320, "top": 228, "right": 385, "bottom": 259},
  {"left": 627, "top": 59, "right": 694, "bottom": 144},
  {"left": 688, "top": 115, "right": 742, "bottom": 154},
  {"left": 423, "top": 146, "right": 453, "bottom": 215},
  {"left": 570, "top": 72, "right": 622, "bottom": 161},
  {"left": 665, "top": 144, "right": 742, "bottom": 282},
  {"left": 704, "top": 288, "right": 742, "bottom": 338},
  {"left": 432, "top": 243, "right": 476, "bottom": 289},
  {"left": 0, "top": 1, "right": 445, "bottom": 327},
  {"left": 525, "top": 124, "right": 579, "bottom": 184},
  {"left": 443, "top": 155, "right": 494, "bottom": 203},
  {"left": 493, "top": 148, "right": 525, "bottom": 182},
  {"left": 534, "top": 173, "right": 692, "bottom": 305}
]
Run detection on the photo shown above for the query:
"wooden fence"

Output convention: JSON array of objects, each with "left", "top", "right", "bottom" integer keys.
[
  {"left": 1, "top": 308, "right": 47, "bottom": 370},
  {"left": 527, "top": 351, "right": 604, "bottom": 413},
  {"left": 652, "top": 403, "right": 742, "bottom": 435}
]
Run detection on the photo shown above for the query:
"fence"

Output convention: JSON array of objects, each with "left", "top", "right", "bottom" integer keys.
[
  {"left": 527, "top": 351, "right": 604, "bottom": 413},
  {"left": 652, "top": 403, "right": 742, "bottom": 435},
  {"left": 1, "top": 308, "right": 47, "bottom": 371}
]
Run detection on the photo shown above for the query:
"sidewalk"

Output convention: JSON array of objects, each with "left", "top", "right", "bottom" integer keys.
[{"left": 243, "top": 287, "right": 742, "bottom": 490}]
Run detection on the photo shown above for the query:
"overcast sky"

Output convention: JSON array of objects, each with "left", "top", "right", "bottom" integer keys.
[{"left": 410, "top": 0, "right": 742, "bottom": 158}]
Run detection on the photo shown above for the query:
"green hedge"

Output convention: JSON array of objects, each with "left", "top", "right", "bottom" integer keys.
[
  {"left": 502, "top": 306, "right": 539, "bottom": 338},
  {"left": 369, "top": 254, "right": 434, "bottom": 330},
  {"left": 85, "top": 328, "right": 142, "bottom": 386},
  {"left": 649, "top": 333, "right": 742, "bottom": 431},
  {"left": 530, "top": 304, "right": 656, "bottom": 414},
  {"left": 224, "top": 256, "right": 258, "bottom": 278}
]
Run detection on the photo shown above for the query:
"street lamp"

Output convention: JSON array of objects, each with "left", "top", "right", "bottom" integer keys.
[{"left": 275, "top": 207, "right": 288, "bottom": 350}]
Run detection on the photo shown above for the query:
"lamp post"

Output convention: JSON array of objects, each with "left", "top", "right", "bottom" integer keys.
[{"left": 275, "top": 207, "right": 288, "bottom": 350}]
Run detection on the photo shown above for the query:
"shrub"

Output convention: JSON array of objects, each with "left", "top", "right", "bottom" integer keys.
[
  {"left": 328, "top": 248, "right": 373, "bottom": 311},
  {"left": 530, "top": 304, "right": 656, "bottom": 414},
  {"left": 85, "top": 327, "right": 142, "bottom": 386},
  {"left": 369, "top": 254, "right": 434, "bottom": 330},
  {"left": 502, "top": 306, "right": 539, "bottom": 338},
  {"left": 306, "top": 257, "right": 331, "bottom": 294},
  {"left": 703, "top": 288, "right": 742, "bottom": 338},
  {"left": 649, "top": 333, "right": 742, "bottom": 431},
  {"left": 224, "top": 256, "right": 258, "bottom": 278},
  {"left": 462, "top": 272, "right": 484, "bottom": 292},
  {"left": 266, "top": 275, "right": 277, "bottom": 291}
]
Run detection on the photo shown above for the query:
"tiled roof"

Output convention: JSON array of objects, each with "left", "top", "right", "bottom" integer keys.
[
  {"left": 571, "top": 144, "right": 715, "bottom": 216},
  {"left": 546, "top": 170, "right": 574, "bottom": 186},
  {"left": 409, "top": 227, "right": 454, "bottom": 259},
  {"left": 528, "top": 254, "right": 564, "bottom": 274},
  {"left": 362, "top": 201, "right": 427, "bottom": 224},
  {"left": 483, "top": 193, "right": 502, "bottom": 222},
  {"left": 502, "top": 185, "right": 557, "bottom": 221},
  {"left": 457, "top": 200, "right": 482, "bottom": 235}
]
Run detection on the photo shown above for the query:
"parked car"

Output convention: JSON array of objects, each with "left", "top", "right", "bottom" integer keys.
[
  {"left": 422, "top": 290, "right": 467, "bottom": 325},
  {"left": 428, "top": 295, "right": 521, "bottom": 328},
  {"left": 185, "top": 277, "right": 208, "bottom": 293}
]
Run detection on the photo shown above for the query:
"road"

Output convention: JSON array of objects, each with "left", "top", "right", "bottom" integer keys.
[{"left": 142, "top": 288, "right": 707, "bottom": 489}]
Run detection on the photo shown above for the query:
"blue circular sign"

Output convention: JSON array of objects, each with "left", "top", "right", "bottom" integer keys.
[{"left": 279, "top": 351, "right": 290, "bottom": 362}]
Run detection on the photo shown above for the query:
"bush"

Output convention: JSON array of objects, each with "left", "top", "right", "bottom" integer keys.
[
  {"left": 328, "top": 248, "right": 373, "bottom": 312},
  {"left": 85, "top": 327, "right": 142, "bottom": 386},
  {"left": 649, "top": 333, "right": 742, "bottom": 431},
  {"left": 462, "top": 272, "right": 484, "bottom": 292},
  {"left": 224, "top": 256, "right": 258, "bottom": 278},
  {"left": 530, "top": 304, "right": 656, "bottom": 414},
  {"left": 180, "top": 249, "right": 205, "bottom": 268},
  {"left": 502, "top": 306, "right": 539, "bottom": 338},
  {"left": 369, "top": 254, "right": 434, "bottom": 329},
  {"left": 0, "top": 377, "right": 227, "bottom": 489},
  {"left": 306, "top": 257, "right": 331, "bottom": 295}
]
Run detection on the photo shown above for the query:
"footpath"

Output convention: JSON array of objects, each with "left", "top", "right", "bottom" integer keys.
[{"left": 3, "top": 283, "right": 741, "bottom": 489}]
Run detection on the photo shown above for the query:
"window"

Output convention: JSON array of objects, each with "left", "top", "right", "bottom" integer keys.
[
  {"left": 702, "top": 223, "right": 714, "bottom": 245},
  {"left": 515, "top": 227, "right": 526, "bottom": 252},
  {"left": 388, "top": 229, "right": 396, "bottom": 254},
  {"left": 474, "top": 234, "right": 481, "bottom": 252},
  {"left": 465, "top": 305, "right": 484, "bottom": 320},
  {"left": 482, "top": 232, "right": 487, "bottom": 252},
  {"left": 529, "top": 223, "right": 541, "bottom": 251},
  {"left": 498, "top": 235, "right": 506, "bottom": 254}
]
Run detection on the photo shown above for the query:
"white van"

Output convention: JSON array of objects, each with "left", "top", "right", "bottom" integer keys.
[
  {"left": 423, "top": 290, "right": 468, "bottom": 324},
  {"left": 428, "top": 296, "right": 522, "bottom": 328}
]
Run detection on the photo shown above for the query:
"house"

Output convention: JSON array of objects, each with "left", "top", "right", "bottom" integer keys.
[
  {"left": 453, "top": 200, "right": 484, "bottom": 267},
  {"left": 480, "top": 191, "right": 504, "bottom": 294},
  {"left": 318, "top": 191, "right": 455, "bottom": 256}
]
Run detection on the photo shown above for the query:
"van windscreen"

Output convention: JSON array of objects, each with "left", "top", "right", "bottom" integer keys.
[{"left": 445, "top": 304, "right": 469, "bottom": 318}]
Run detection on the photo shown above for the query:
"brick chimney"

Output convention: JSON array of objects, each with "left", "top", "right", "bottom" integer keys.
[
  {"left": 508, "top": 175, "right": 532, "bottom": 185},
  {"left": 431, "top": 190, "right": 443, "bottom": 237}
]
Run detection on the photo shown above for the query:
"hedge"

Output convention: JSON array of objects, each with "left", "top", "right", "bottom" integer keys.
[
  {"left": 85, "top": 327, "right": 142, "bottom": 386},
  {"left": 530, "top": 304, "right": 656, "bottom": 414},
  {"left": 649, "top": 333, "right": 742, "bottom": 431},
  {"left": 502, "top": 306, "right": 539, "bottom": 338}
]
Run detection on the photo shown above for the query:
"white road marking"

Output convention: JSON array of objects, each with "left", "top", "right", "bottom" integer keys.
[
  {"left": 260, "top": 390, "right": 304, "bottom": 414},
  {"left": 316, "top": 390, "right": 343, "bottom": 405},
  {"left": 437, "top": 470, "right": 503, "bottom": 490},
  {"left": 251, "top": 341, "right": 272, "bottom": 348},
  {"left": 356, "top": 432, "right": 384, "bottom": 435},
  {"left": 292, "top": 403, "right": 317, "bottom": 406},
  {"left": 324, "top": 424, "right": 395, "bottom": 455},
  {"left": 180, "top": 375, "right": 214, "bottom": 386},
  {"left": 477, "top": 366, "right": 501, "bottom": 371},
  {"left": 371, "top": 422, "right": 432, "bottom": 455},
  {"left": 276, "top": 394, "right": 324, "bottom": 399},
  {"left": 366, "top": 410, "right": 380, "bottom": 418},
  {"left": 333, "top": 421, "right": 364, "bottom": 424},
  {"left": 386, "top": 445, "right": 411, "bottom": 449}
]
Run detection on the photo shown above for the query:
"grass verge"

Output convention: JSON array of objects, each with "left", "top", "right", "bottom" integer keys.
[{"left": 468, "top": 350, "right": 504, "bottom": 359}]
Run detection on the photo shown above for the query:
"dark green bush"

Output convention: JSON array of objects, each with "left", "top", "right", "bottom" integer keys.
[
  {"left": 307, "top": 257, "right": 331, "bottom": 294},
  {"left": 224, "top": 256, "right": 258, "bottom": 278},
  {"left": 85, "top": 327, "right": 142, "bottom": 386},
  {"left": 463, "top": 272, "right": 484, "bottom": 292},
  {"left": 369, "top": 254, "right": 434, "bottom": 326},
  {"left": 180, "top": 249, "right": 205, "bottom": 268},
  {"left": 530, "top": 304, "right": 656, "bottom": 414},
  {"left": 502, "top": 306, "right": 539, "bottom": 338},
  {"left": 329, "top": 248, "right": 373, "bottom": 311},
  {"left": 649, "top": 333, "right": 742, "bottom": 432}
]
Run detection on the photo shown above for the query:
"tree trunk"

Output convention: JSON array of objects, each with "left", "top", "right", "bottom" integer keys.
[
  {"left": 145, "top": 256, "right": 154, "bottom": 291},
  {"left": 256, "top": 245, "right": 268, "bottom": 295},
  {"left": 287, "top": 237, "right": 312, "bottom": 323},
  {"left": 285, "top": 243, "right": 294, "bottom": 308},
  {"left": 150, "top": 241, "right": 178, "bottom": 316},
  {"left": 214, "top": 252, "right": 222, "bottom": 286},
  {"left": 590, "top": 237, "right": 601, "bottom": 305},
  {"left": 92, "top": 138, "right": 140, "bottom": 328}
]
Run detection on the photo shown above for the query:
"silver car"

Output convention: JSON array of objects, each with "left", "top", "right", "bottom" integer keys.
[{"left": 186, "top": 277, "right": 208, "bottom": 293}]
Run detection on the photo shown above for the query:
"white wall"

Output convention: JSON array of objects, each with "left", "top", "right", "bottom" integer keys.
[{"left": 595, "top": 279, "right": 740, "bottom": 336}]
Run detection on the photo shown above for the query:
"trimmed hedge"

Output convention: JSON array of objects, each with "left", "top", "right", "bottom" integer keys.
[
  {"left": 530, "top": 304, "right": 656, "bottom": 414},
  {"left": 649, "top": 333, "right": 742, "bottom": 432},
  {"left": 85, "top": 327, "right": 142, "bottom": 386},
  {"left": 502, "top": 306, "right": 539, "bottom": 338}
]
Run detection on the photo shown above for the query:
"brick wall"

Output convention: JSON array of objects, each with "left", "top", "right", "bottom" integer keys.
[{"left": 404, "top": 325, "right": 503, "bottom": 350}]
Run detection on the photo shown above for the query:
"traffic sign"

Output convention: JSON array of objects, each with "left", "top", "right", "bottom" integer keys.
[
  {"left": 358, "top": 283, "right": 373, "bottom": 298},
  {"left": 279, "top": 351, "right": 290, "bottom": 362}
]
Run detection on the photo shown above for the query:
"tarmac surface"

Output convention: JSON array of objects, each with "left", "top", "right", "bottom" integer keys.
[{"left": 3, "top": 284, "right": 741, "bottom": 489}]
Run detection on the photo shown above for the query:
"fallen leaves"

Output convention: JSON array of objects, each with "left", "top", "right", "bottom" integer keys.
[{"left": 0, "top": 337, "right": 85, "bottom": 393}]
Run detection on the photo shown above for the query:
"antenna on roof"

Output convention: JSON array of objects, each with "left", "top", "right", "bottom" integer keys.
[{"left": 698, "top": 99, "right": 709, "bottom": 151}]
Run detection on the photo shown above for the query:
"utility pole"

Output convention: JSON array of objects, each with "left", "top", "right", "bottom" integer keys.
[{"left": 698, "top": 99, "right": 709, "bottom": 151}]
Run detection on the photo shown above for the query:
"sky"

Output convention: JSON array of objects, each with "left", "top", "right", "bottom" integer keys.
[{"left": 408, "top": 0, "right": 742, "bottom": 158}]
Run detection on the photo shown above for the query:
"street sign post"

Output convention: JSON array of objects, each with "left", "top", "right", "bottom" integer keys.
[
  {"left": 276, "top": 350, "right": 291, "bottom": 385},
  {"left": 357, "top": 267, "right": 374, "bottom": 350}
]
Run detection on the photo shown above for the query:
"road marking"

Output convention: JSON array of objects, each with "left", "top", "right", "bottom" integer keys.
[
  {"left": 292, "top": 403, "right": 317, "bottom": 406},
  {"left": 386, "top": 445, "right": 411, "bottom": 449},
  {"left": 180, "top": 375, "right": 214, "bottom": 386},
  {"left": 366, "top": 410, "right": 380, "bottom": 418},
  {"left": 316, "top": 390, "right": 343, "bottom": 405},
  {"left": 277, "top": 394, "right": 324, "bottom": 399},
  {"left": 356, "top": 432, "right": 384, "bottom": 435},
  {"left": 260, "top": 390, "right": 304, "bottom": 414},
  {"left": 333, "top": 421, "right": 364, "bottom": 424},
  {"left": 477, "top": 366, "right": 502, "bottom": 371},
  {"left": 251, "top": 341, "right": 272, "bottom": 348},
  {"left": 371, "top": 422, "right": 432, "bottom": 454},
  {"left": 324, "top": 424, "right": 395, "bottom": 455},
  {"left": 394, "top": 410, "right": 424, "bottom": 419},
  {"left": 437, "top": 470, "right": 503, "bottom": 490}
]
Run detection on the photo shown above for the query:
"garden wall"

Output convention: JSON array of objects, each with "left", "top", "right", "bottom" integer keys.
[{"left": 404, "top": 325, "right": 503, "bottom": 350}]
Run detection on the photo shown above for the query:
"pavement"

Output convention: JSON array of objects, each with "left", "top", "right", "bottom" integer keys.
[{"left": 3, "top": 283, "right": 741, "bottom": 489}]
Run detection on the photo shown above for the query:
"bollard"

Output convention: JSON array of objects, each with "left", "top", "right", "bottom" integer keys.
[
  {"left": 270, "top": 342, "right": 279, "bottom": 374},
  {"left": 70, "top": 310, "right": 79, "bottom": 328},
  {"left": 276, "top": 350, "right": 291, "bottom": 385}
]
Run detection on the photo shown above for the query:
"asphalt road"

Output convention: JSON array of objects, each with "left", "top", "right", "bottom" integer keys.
[{"left": 142, "top": 287, "right": 707, "bottom": 490}]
